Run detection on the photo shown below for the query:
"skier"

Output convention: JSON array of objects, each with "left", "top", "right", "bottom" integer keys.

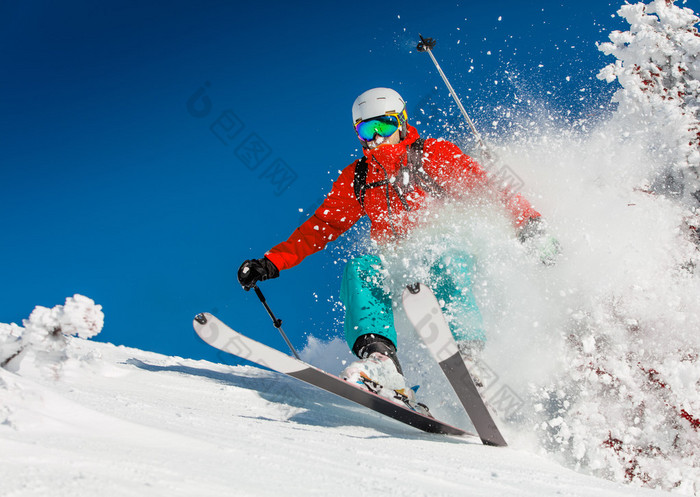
[{"left": 238, "top": 87, "right": 558, "bottom": 402}]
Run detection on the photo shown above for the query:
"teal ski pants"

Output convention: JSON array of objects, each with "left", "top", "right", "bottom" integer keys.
[{"left": 339, "top": 252, "right": 485, "bottom": 352}]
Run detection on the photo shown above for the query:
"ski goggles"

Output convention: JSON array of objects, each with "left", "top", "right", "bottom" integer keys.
[{"left": 354, "top": 111, "right": 407, "bottom": 142}]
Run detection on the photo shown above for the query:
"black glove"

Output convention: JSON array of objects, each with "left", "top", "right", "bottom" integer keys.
[{"left": 237, "top": 257, "right": 280, "bottom": 290}]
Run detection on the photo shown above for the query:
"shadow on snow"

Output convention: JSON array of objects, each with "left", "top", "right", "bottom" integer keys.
[{"left": 125, "top": 358, "right": 473, "bottom": 445}]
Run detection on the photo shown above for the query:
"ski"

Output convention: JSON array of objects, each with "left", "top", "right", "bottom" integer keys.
[
  {"left": 192, "top": 312, "right": 476, "bottom": 438},
  {"left": 402, "top": 283, "right": 508, "bottom": 447}
]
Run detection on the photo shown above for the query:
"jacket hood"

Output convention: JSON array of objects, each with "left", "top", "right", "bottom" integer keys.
[{"left": 362, "top": 125, "right": 420, "bottom": 173}]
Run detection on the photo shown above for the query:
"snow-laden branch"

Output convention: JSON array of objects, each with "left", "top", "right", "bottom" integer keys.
[
  {"left": 0, "top": 295, "right": 104, "bottom": 373},
  {"left": 598, "top": 0, "right": 700, "bottom": 204}
]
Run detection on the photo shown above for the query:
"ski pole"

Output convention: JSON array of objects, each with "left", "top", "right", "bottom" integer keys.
[
  {"left": 416, "top": 34, "right": 492, "bottom": 162},
  {"left": 252, "top": 284, "right": 301, "bottom": 359},
  {"left": 416, "top": 34, "right": 529, "bottom": 198}
]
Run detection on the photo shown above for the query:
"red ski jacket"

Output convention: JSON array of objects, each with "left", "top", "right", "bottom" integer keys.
[{"left": 265, "top": 125, "right": 540, "bottom": 272}]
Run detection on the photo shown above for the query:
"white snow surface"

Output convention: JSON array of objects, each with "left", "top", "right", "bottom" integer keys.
[{"left": 0, "top": 336, "right": 673, "bottom": 497}]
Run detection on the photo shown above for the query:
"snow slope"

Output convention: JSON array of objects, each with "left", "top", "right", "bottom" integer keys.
[{"left": 0, "top": 336, "right": 672, "bottom": 497}]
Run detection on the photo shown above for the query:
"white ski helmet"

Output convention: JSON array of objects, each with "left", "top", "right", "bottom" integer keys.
[{"left": 352, "top": 87, "right": 408, "bottom": 139}]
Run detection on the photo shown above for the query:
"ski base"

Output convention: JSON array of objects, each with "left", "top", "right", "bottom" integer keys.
[
  {"left": 402, "top": 283, "right": 508, "bottom": 447},
  {"left": 193, "top": 313, "right": 476, "bottom": 438}
]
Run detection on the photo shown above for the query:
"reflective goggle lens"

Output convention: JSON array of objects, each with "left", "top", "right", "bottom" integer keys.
[{"left": 355, "top": 115, "right": 400, "bottom": 142}]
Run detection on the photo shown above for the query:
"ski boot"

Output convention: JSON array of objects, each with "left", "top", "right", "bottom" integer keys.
[
  {"left": 342, "top": 334, "right": 431, "bottom": 416},
  {"left": 342, "top": 354, "right": 431, "bottom": 416}
]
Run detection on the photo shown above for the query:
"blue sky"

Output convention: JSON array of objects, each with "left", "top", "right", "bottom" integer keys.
[{"left": 3, "top": 1, "right": 697, "bottom": 365}]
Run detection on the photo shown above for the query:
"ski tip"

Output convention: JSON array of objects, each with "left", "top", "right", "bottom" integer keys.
[{"left": 194, "top": 313, "right": 208, "bottom": 325}]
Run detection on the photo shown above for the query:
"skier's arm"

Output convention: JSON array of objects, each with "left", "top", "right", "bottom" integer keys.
[
  {"left": 423, "top": 139, "right": 541, "bottom": 227},
  {"left": 265, "top": 163, "right": 364, "bottom": 271},
  {"left": 422, "top": 139, "right": 560, "bottom": 264}
]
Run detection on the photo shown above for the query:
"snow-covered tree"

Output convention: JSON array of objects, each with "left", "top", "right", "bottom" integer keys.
[
  {"left": 598, "top": 0, "right": 700, "bottom": 205},
  {"left": 0, "top": 323, "right": 24, "bottom": 369},
  {"left": 517, "top": 4, "right": 700, "bottom": 493},
  {"left": 531, "top": 295, "right": 700, "bottom": 494},
  {"left": 0, "top": 295, "right": 104, "bottom": 375}
]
